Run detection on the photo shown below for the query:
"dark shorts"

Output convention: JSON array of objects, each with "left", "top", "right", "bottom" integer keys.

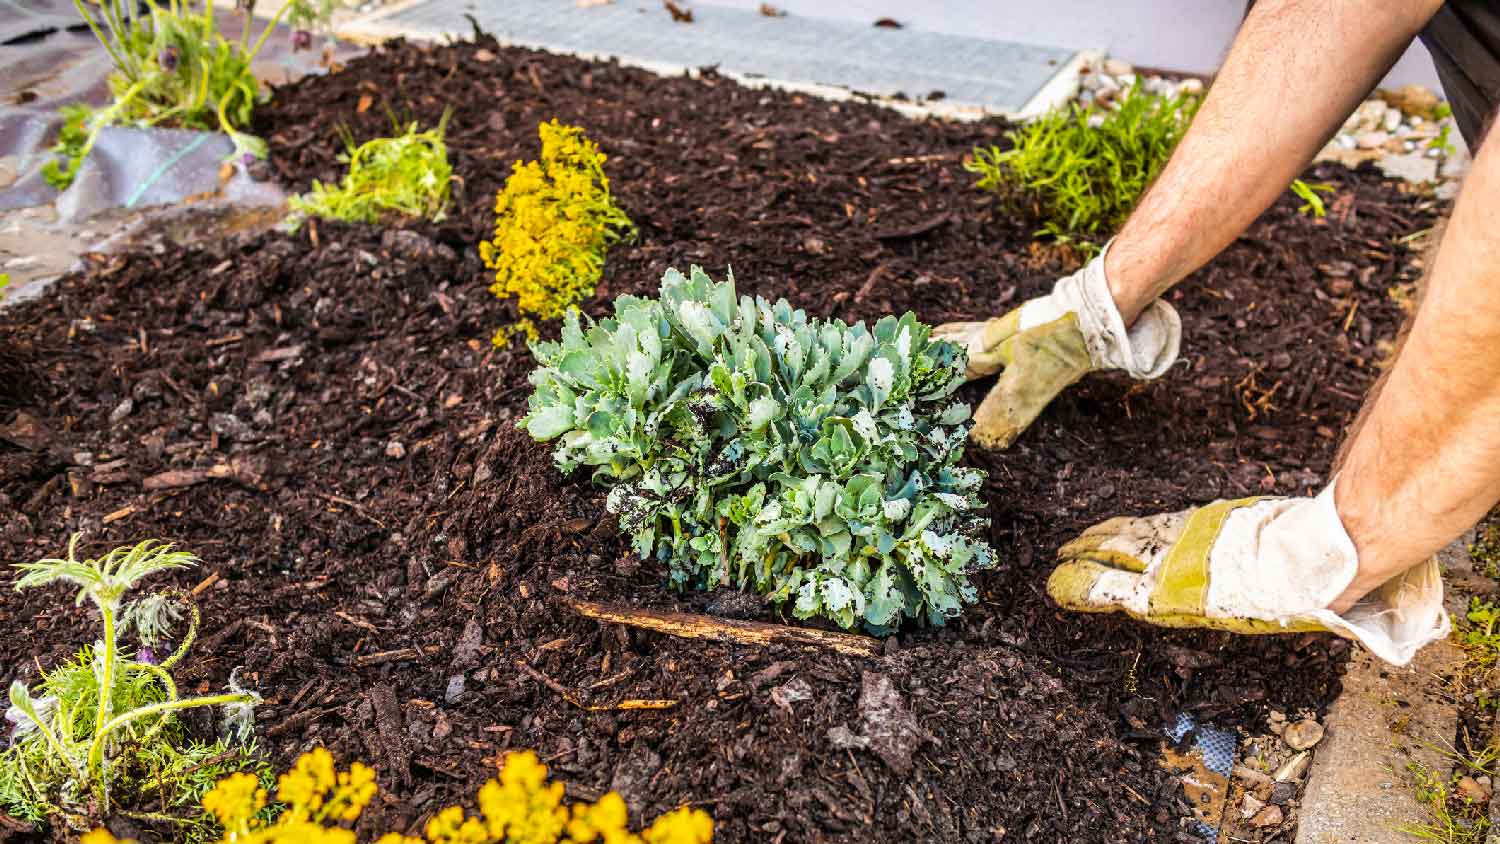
[{"left": 1421, "top": 0, "right": 1500, "bottom": 147}]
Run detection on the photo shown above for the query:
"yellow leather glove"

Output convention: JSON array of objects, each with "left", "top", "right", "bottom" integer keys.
[
  {"left": 935, "top": 244, "right": 1180, "bottom": 448},
  {"left": 1045, "top": 486, "right": 1450, "bottom": 666}
]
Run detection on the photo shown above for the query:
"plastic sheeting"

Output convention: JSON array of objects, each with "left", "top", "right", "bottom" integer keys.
[{"left": 0, "top": 2, "right": 352, "bottom": 222}]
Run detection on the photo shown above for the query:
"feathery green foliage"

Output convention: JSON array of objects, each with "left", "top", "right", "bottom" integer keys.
[
  {"left": 286, "top": 112, "right": 454, "bottom": 228},
  {"left": 522, "top": 266, "right": 995, "bottom": 632},
  {"left": 0, "top": 536, "right": 263, "bottom": 840},
  {"left": 967, "top": 80, "right": 1201, "bottom": 252}
]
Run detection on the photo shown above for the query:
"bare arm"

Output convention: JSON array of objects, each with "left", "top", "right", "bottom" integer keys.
[
  {"left": 1105, "top": 0, "right": 1443, "bottom": 323},
  {"left": 1331, "top": 119, "right": 1500, "bottom": 608}
]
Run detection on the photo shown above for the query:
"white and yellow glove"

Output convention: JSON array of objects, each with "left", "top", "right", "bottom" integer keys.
[
  {"left": 1046, "top": 484, "right": 1451, "bottom": 665},
  {"left": 934, "top": 243, "right": 1181, "bottom": 448}
]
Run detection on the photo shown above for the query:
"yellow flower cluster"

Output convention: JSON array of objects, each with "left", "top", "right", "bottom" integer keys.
[
  {"left": 199, "top": 747, "right": 377, "bottom": 844},
  {"left": 114, "top": 749, "right": 717, "bottom": 844},
  {"left": 479, "top": 120, "right": 635, "bottom": 343}
]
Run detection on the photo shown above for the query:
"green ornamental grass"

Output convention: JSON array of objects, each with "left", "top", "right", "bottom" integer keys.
[
  {"left": 286, "top": 113, "right": 453, "bottom": 228},
  {"left": 967, "top": 80, "right": 1201, "bottom": 252}
]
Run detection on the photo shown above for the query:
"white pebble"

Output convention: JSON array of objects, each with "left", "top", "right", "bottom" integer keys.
[
  {"left": 1179, "top": 77, "right": 1205, "bottom": 95},
  {"left": 1383, "top": 109, "right": 1402, "bottom": 132},
  {"left": 1081, "top": 72, "right": 1110, "bottom": 92},
  {"left": 1103, "top": 57, "right": 1134, "bottom": 76}
]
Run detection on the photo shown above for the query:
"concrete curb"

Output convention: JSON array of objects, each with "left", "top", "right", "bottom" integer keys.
[
  {"left": 331, "top": 1, "right": 1093, "bottom": 122},
  {"left": 1295, "top": 534, "right": 1474, "bottom": 844}
]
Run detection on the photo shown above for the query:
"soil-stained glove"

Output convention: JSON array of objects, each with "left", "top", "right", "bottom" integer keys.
[
  {"left": 934, "top": 243, "right": 1181, "bottom": 448},
  {"left": 1046, "top": 484, "right": 1451, "bottom": 665}
]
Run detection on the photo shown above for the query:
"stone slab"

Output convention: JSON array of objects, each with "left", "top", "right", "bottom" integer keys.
[
  {"left": 1295, "top": 536, "right": 1473, "bottom": 844},
  {"left": 336, "top": 0, "right": 1092, "bottom": 120}
]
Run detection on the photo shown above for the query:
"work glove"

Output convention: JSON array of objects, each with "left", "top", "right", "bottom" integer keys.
[
  {"left": 934, "top": 243, "right": 1181, "bottom": 448},
  {"left": 1045, "top": 483, "right": 1451, "bottom": 665}
]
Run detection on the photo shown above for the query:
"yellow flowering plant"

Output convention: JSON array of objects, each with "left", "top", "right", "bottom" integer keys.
[
  {"left": 479, "top": 120, "right": 635, "bottom": 343},
  {"left": 98, "top": 748, "right": 713, "bottom": 844}
]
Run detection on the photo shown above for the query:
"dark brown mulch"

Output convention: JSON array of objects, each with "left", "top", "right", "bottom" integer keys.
[{"left": 0, "top": 34, "right": 1444, "bottom": 844}]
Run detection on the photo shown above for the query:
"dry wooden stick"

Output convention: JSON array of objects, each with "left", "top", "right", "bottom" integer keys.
[
  {"left": 514, "top": 660, "right": 676, "bottom": 712},
  {"left": 563, "top": 598, "right": 881, "bottom": 658}
]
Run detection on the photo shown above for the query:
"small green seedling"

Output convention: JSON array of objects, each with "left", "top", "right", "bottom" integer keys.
[
  {"left": 1290, "top": 178, "right": 1335, "bottom": 218},
  {"left": 286, "top": 110, "right": 454, "bottom": 228},
  {"left": 1428, "top": 103, "right": 1458, "bottom": 157},
  {"left": 0, "top": 536, "right": 264, "bottom": 839}
]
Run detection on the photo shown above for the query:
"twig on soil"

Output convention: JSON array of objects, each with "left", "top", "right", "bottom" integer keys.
[
  {"left": 854, "top": 261, "right": 892, "bottom": 303},
  {"left": 142, "top": 455, "right": 267, "bottom": 490},
  {"left": 102, "top": 504, "right": 138, "bottom": 524},
  {"left": 884, "top": 152, "right": 960, "bottom": 167},
  {"left": 515, "top": 660, "right": 677, "bottom": 711},
  {"left": 563, "top": 597, "right": 881, "bottom": 657},
  {"left": 515, "top": 660, "right": 582, "bottom": 706},
  {"left": 266, "top": 707, "right": 333, "bottom": 738},
  {"left": 873, "top": 210, "right": 952, "bottom": 241},
  {"left": 315, "top": 493, "right": 387, "bottom": 528},
  {"left": 189, "top": 571, "right": 220, "bottom": 596},
  {"left": 355, "top": 645, "right": 441, "bottom": 666}
]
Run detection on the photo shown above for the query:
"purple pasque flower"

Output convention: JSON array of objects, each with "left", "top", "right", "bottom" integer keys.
[
  {"left": 291, "top": 29, "right": 312, "bottom": 51},
  {"left": 137, "top": 646, "right": 157, "bottom": 664}
]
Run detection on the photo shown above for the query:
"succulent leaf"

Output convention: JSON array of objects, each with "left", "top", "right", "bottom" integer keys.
[{"left": 522, "top": 267, "right": 996, "bottom": 631}]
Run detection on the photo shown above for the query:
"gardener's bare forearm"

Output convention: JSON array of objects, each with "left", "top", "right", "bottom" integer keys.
[
  {"left": 1330, "top": 125, "right": 1500, "bottom": 609},
  {"left": 1105, "top": 0, "right": 1441, "bottom": 323}
]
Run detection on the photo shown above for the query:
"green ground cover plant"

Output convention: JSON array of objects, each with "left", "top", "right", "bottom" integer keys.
[
  {"left": 967, "top": 80, "right": 1201, "bottom": 252},
  {"left": 286, "top": 112, "right": 454, "bottom": 228},
  {"left": 522, "top": 266, "right": 995, "bottom": 632},
  {"left": 481, "top": 120, "right": 635, "bottom": 343},
  {"left": 44, "top": 0, "right": 331, "bottom": 191},
  {"left": 0, "top": 536, "right": 266, "bottom": 841}
]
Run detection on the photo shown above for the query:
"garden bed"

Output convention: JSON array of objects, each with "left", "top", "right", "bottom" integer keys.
[{"left": 0, "top": 34, "right": 1444, "bottom": 843}]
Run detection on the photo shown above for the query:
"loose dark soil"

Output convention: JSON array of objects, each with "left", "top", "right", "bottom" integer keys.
[{"left": 0, "top": 35, "right": 1445, "bottom": 843}]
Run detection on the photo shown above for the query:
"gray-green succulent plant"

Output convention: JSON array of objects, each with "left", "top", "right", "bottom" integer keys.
[{"left": 521, "top": 266, "right": 996, "bottom": 632}]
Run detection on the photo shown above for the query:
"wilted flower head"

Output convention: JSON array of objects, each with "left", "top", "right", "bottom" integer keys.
[
  {"left": 121, "top": 591, "right": 183, "bottom": 649},
  {"left": 290, "top": 29, "right": 312, "bottom": 51},
  {"left": 158, "top": 46, "right": 179, "bottom": 73},
  {"left": 221, "top": 668, "right": 261, "bottom": 741},
  {"left": 4, "top": 693, "right": 58, "bottom": 746}
]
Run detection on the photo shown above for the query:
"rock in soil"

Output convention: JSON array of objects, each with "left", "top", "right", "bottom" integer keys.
[{"left": 1282, "top": 718, "right": 1325, "bottom": 751}]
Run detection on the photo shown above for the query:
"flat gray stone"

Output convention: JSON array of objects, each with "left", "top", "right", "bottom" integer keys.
[
  {"left": 1377, "top": 151, "right": 1439, "bottom": 185},
  {"left": 340, "top": 0, "right": 1088, "bottom": 118},
  {"left": 1296, "top": 536, "right": 1471, "bottom": 844}
]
